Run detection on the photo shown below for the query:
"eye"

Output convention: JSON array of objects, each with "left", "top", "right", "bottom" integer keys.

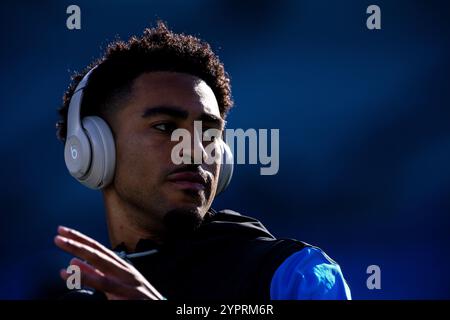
[{"left": 152, "top": 122, "right": 177, "bottom": 133}]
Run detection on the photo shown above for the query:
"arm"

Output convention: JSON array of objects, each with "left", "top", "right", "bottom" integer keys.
[{"left": 270, "top": 247, "right": 352, "bottom": 300}]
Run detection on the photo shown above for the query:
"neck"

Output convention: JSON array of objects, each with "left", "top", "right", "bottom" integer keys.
[{"left": 102, "top": 187, "right": 166, "bottom": 253}]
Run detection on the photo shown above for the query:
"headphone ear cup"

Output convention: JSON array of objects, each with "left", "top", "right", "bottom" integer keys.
[
  {"left": 64, "top": 131, "right": 91, "bottom": 179},
  {"left": 78, "top": 116, "right": 116, "bottom": 189},
  {"left": 216, "top": 140, "right": 233, "bottom": 195}
]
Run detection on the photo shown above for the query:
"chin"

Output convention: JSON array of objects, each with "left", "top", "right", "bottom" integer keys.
[{"left": 162, "top": 206, "right": 206, "bottom": 237}]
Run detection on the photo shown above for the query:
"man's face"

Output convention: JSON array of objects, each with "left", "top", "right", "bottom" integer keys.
[{"left": 107, "top": 72, "right": 224, "bottom": 226}]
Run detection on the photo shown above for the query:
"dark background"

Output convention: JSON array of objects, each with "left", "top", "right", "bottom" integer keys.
[{"left": 0, "top": 0, "right": 449, "bottom": 299}]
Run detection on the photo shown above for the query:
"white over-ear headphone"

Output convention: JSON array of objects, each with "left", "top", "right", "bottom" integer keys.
[{"left": 64, "top": 66, "right": 233, "bottom": 194}]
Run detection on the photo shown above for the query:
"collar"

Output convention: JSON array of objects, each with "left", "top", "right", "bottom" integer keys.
[{"left": 113, "top": 207, "right": 218, "bottom": 254}]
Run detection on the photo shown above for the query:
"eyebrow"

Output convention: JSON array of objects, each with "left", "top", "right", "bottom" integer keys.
[
  {"left": 199, "top": 113, "right": 226, "bottom": 129},
  {"left": 141, "top": 105, "right": 225, "bottom": 128},
  {"left": 142, "top": 106, "right": 188, "bottom": 119}
]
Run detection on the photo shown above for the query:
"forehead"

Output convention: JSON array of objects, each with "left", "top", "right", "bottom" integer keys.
[{"left": 130, "top": 71, "right": 220, "bottom": 117}]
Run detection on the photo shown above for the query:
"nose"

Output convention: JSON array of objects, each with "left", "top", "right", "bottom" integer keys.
[{"left": 180, "top": 125, "right": 207, "bottom": 165}]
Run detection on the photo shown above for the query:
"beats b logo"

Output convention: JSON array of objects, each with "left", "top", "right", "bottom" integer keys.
[{"left": 70, "top": 145, "right": 78, "bottom": 160}]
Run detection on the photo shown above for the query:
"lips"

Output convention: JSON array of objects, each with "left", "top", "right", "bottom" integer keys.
[{"left": 167, "top": 171, "right": 207, "bottom": 191}]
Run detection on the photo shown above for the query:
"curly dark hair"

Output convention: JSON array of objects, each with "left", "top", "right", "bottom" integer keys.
[{"left": 56, "top": 21, "right": 233, "bottom": 143}]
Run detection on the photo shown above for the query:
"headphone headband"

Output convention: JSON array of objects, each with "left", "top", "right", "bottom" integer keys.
[{"left": 66, "top": 67, "right": 97, "bottom": 138}]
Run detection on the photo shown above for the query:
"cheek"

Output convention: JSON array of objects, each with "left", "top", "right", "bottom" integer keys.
[{"left": 115, "top": 134, "right": 169, "bottom": 182}]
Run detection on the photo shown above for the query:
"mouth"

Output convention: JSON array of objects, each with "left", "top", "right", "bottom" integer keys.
[{"left": 166, "top": 166, "right": 208, "bottom": 192}]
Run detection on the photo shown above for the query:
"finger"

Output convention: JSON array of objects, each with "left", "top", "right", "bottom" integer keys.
[
  {"left": 54, "top": 235, "right": 132, "bottom": 280},
  {"left": 71, "top": 267, "right": 120, "bottom": 295},
  {"left": 57, "top": 226, "right": 128, "bottom": 268},
  {"left": 60, "top": 258, "right": 116, "bottom": 291},
  {"left": 70, "top": 257, "right": 105, "bottom": 277},
  {"left": 60, "top": 268, "right": 69, "bottom": 281},
  {"left": 59, "top": 258, "right": 104, "bottom": 284},
  {"left": 60, "top": 262, "right": 121, "bottom": 295},
  {"left": 59, "top": 266, "right": 158, "bottom": 300},
  {"left": 55, "top": 235, "right": 127, "bottom": 275},
  {"left": 60, "top": 260, "right": 164, "bottom": 300}
]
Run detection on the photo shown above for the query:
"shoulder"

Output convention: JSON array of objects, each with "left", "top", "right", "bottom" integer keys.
[{"left": 270, "top": 246, "right": 352, "bottom": 300}]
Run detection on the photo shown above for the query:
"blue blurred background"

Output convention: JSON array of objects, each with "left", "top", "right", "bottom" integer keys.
[{"left": 0, "top": 0, "right": 449, "bottom": 299}]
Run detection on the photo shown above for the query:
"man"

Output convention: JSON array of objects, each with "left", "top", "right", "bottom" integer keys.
[{"left": 55, "top": 22, "right": 351, "bottom": 300}]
